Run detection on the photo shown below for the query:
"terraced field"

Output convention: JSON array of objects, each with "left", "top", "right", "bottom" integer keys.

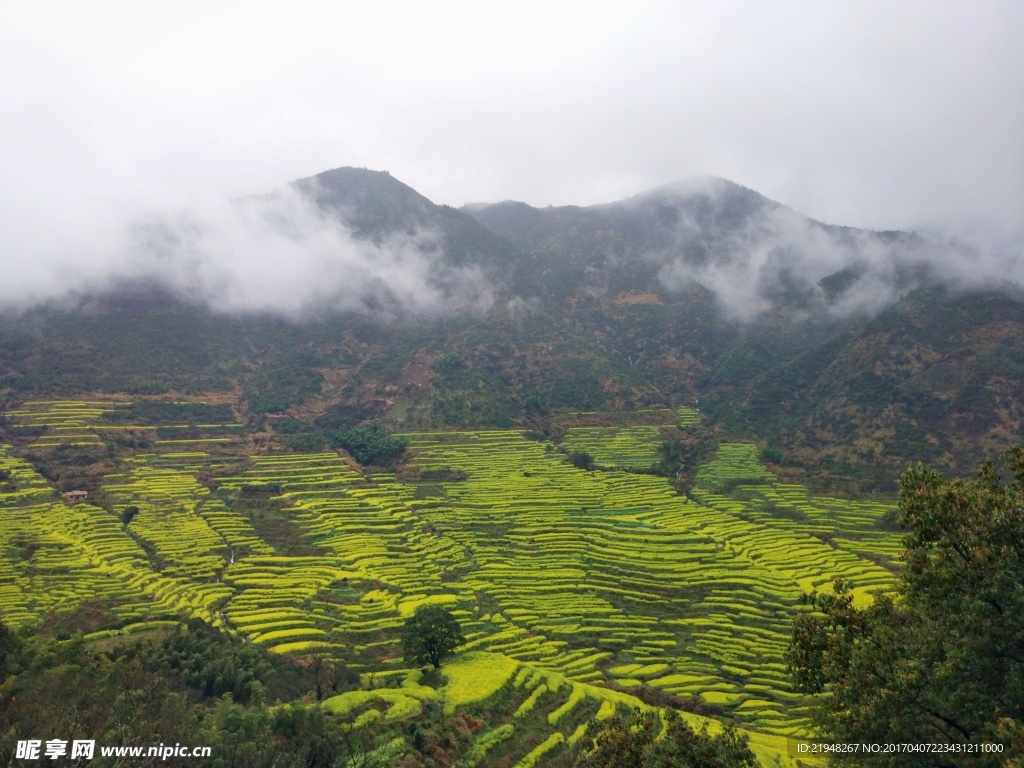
[
  {"left": 693, "top": 443, "right": 902, "bottom": 590},
  {"left": 4, "top": 398, "right": 245, "bottom": 451},
  {"left": 5, "top": 399, "right": 117, "bottom": 447},
  {"left": 0, "top": 403, "right": 903, "bottom": 766},
  {"left": 0, "top": 446, "right": 231, "bottom": 627},
  {"left": 559, "top": 406, "right": 701, "bottom": 468},
  {"left": 561, "top": 425, "right": 663, "bottom": 467},
  {"left": 399, "top": 432, "right": 898, "bottom": 737}
]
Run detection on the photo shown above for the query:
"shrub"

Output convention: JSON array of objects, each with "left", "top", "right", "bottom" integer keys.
[
  {"left": 329, "top": 422, "right": 408, "bottom": 466},
  {"left": 567, "top": 451, "right": 595, "bottom": 471}
]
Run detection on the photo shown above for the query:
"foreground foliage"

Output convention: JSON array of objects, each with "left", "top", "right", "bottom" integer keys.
[
  {"left": 0, "top": 622, "right": 390, "bottom": 768},
  {"left": 787, "top": 445, "right": 1024, "bottom": 766},
  {"left": 573, "top": 708, "right": 757, "bottom": 768}
]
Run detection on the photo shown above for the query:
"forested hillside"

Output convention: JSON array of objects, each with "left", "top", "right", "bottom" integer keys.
[{"left": 2, "top": 168, "right": 1021, "bottom": 490}]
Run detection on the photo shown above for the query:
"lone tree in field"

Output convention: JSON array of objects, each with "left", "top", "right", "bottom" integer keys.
[
  {"left": 401, "top": 605, "right": 465, "bottom": 669},
  {"left": 787, "top": 445, "right": 1024, "bottom": 764}
]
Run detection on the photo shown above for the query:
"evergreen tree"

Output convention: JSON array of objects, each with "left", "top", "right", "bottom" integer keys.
[
  {"left": 573, "top": 708, "right": 757, "bottom": 768},
  {"left": 787, "top": 446, "right": 1024, "bottom": 766}
]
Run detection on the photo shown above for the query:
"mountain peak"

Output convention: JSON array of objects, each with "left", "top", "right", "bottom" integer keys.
[
  {"left": 291, "top": 166, "right": 436, "bottom": 239},
  {"left": 295, "top": 166, "right": 432, "bottom": 207}
]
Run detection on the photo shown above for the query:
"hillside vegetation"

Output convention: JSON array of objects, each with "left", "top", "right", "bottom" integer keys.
[{"left": 2, "top": 169, "right": 1021, "bottom": 492}]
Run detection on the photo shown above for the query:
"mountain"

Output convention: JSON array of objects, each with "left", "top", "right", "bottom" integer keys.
[
  {"left": 464, "top": 176, "right": 938, "bottom": 313},
  {"left": 0, "top": 167, "right": 1021, "bottom": 491},
  {"left": 295, "top": 167, "right": 525, "bottom": 274}
]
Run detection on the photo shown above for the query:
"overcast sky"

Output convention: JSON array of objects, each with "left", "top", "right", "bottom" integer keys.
[{"left": 1, "top": 0, "right": 1022, "bottom": 305}]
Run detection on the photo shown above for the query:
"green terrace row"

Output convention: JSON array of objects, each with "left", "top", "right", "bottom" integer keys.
[
  {"left": 561, "top": 406, "right": 700, "bottom": 428},
  {"left": 4, "top": 399, "right": 244, "bottom": 449},
  {"left": 323, "top": 653, "right": 799, "bottom": 766},
  {"left": 215, "top": 453, "right": 487, "bottom": 657},
  {"left": 223, "top": 556, "right": 357, "bottom": 654},
  {"left": 676, "top": 406, "right": 701, "bottom": 425},
  {"left": 693, "top": 442, "right": 776, "bottom": 492},
  {"left": 1, "top": 426, "right": 899, "bottom": 743},
  {"left": 220, "top": 453, "right": 463, "bottom": 594},
  {"left": 692, "top": 444, "right": 902, "bottom": 569},
  {"left": 103, "top": 456, "right": 273, "bottom": 571},
  {"left": 407, "top": 434, "right": 790, "bottom": 729},
  {"left": 561, "top": 425, "right": 662, "bottom": 467},
  {"left": 726, "top": 483, "right": 903, "bottom": 567},
  {"left": 5, "top": 399, "right": 117, "bottom": 446},
  {"left": 394, "top": 431, "right": 896, "bottom": 734},
  {"left": 0, "top": 496, "right": 232, "bottom": 627},
  {"left": 0, "top": 445, "right": 59, "bottom": 507},
  {"left": 0, "top": 446, "right": 451, "bottom": 656},
  {"left": 99, "top": 458, "right": 357, "bottom": 654},
  {"left": 103, "top": 459, "right": 230, "bottom": 579}
]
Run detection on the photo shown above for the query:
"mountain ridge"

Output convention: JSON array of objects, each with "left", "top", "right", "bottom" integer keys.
[{"left": 0, "top": 166, "right": 1021, "bottom": 492}]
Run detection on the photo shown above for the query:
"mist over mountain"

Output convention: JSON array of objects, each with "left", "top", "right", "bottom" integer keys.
[
  {"left": 1, "top": 166, "right": 1015, "bottom": 322},
  {"left": 1, "top": 166, "right": 1022, "bottom": 489},
  {"left": 16, "top": 172, "right": 499, "bottom": 319},
  {"left": 464, "top": 176, "right": 978, "bottom": 320}
]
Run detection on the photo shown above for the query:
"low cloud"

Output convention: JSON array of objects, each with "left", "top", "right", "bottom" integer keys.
[
  {"left": 2, "top": 171, "right": 1019, "bottom": 323},
  {"left": 649, "top": 178, "right": 1023, "bottom": 320},
  {"left": 1, "top": 183, "right": 494, "bottom": 319}
]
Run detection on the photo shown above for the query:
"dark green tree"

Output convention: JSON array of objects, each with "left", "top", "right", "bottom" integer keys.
[
  {"left": 567, "top": 450, "right": 595, "bottom": 471},
  {"left": 148, "top": 619, "right": 273, "bottom": 703},
  {"left": 0, "top": 619, "right": 23, "bottom": 679},
  {"left": 401, "top": 605, "right": 465, "bottom": 669},
  {"left": 787, "top": 445, "right": 1024, "bottom": 766},
  {"left": 121, "top": 505, "right": 140, "bottom": 525},
  {"left": 0, "top": 620, "right": 396, "bottom": 768},
  {"left": 328, "top": 422, "right": 408, "bottom": 466},
  {"left": 573, "top": 708, "right": 757, "bottom": 768}
]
